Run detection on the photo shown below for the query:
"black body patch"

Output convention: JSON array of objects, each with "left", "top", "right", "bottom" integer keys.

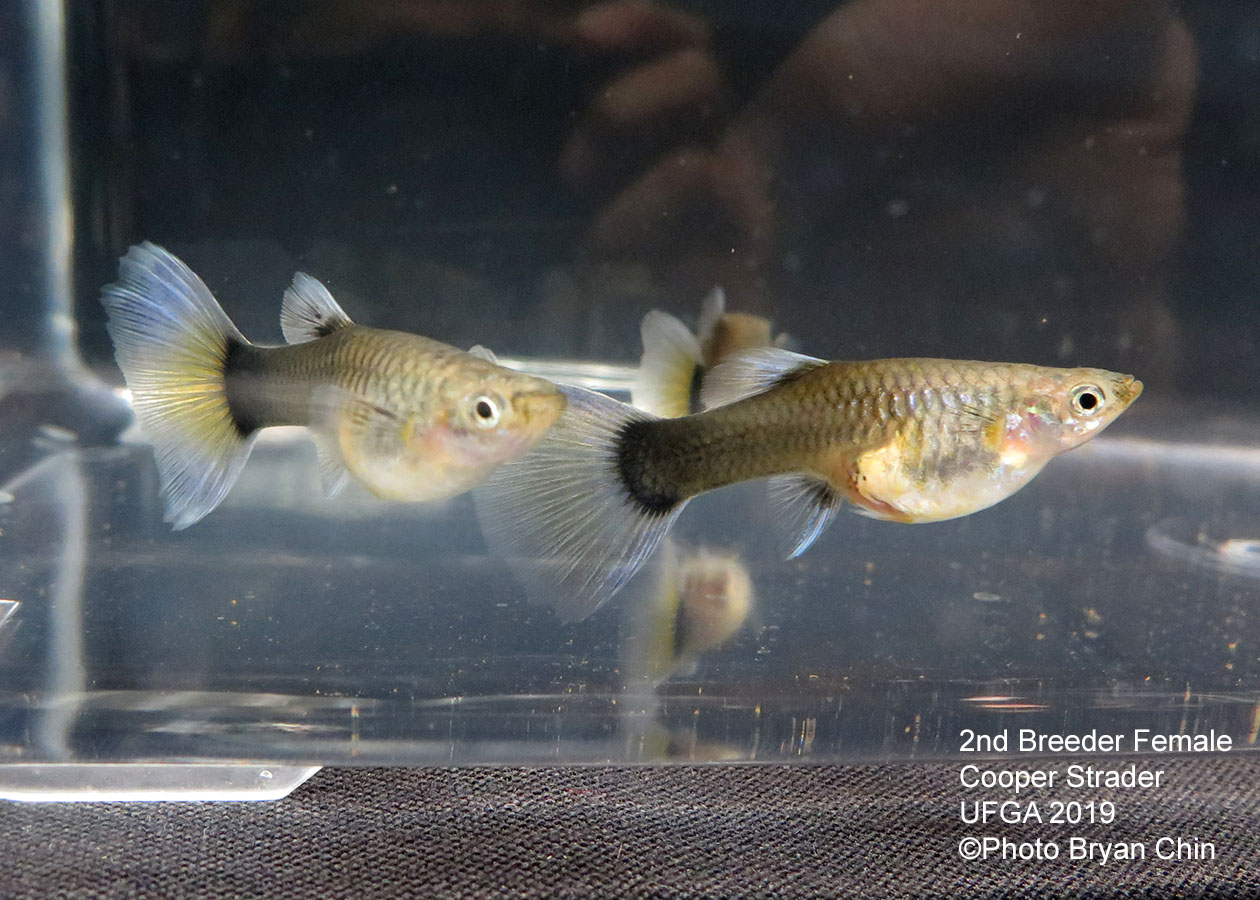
[
  {"left": 222, "top": 338, "right": 265, "bottom": 437},
  {"left": 672, "top": 602, "right": 691, "bottom": 660},
  {"left": 687, "top": 364, "right": 704, "bottom": 415},
  {"left": 615, "top": 420, "right": 681, "bottom": 516}
]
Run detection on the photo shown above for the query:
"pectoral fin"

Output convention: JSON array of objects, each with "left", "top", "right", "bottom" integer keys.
[{"left": 310, "top": 385, "right": 404, "bottom": 499}]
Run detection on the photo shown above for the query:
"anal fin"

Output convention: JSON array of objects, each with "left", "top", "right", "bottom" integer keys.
[{"left": 768, "top": 474, "right": 844, "bottom": 558}]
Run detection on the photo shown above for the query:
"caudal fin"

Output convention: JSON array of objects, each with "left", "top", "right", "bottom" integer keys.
[
  {"left": 100, "top": 242, "right": 256, "bottom": 529},
  {"left": 631, "top": 310, "right": 702, "bottom": 418},
  {"left": 474, "top": 384, "right": 685, "bottom": 622}
]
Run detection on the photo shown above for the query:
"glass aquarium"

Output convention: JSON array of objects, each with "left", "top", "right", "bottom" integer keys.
[{"left": 1, "top": 0, "right": 1258, "bottom": 797}]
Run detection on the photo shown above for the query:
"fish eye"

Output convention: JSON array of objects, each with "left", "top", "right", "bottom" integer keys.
[
  {"left": 471, "top": 395, "right": 501, "bottom": 429},
  {"left": 1069, "top": 384, "right": 1105, "bottom": 417}
]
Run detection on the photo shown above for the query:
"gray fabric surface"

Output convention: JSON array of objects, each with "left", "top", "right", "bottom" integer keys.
[{"left": 2, "top": 757, "right": 1256, "bottom": 898}]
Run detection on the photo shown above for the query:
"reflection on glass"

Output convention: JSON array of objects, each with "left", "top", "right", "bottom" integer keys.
[
  {"left": 1148, "top": 519, "right": 1260, "bottom": 580},
  {"left": 623, "top": 540, "right": 755, "bottom": 687},
  {"left": 0, "top": 600, "right": 19, "bottom": 636}
]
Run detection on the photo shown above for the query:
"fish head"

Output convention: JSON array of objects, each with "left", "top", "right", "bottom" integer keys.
[
  {"left": 1018, "top": 367, "right": 1143, "bottom": 455},
  {"left": 342, "top": 367, "right": 564, "bottom": 505},
  {"left": 442, "top": 369, "right": 567, "bottom": 466}
]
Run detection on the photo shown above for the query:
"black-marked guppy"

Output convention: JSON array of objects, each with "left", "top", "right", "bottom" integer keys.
[
  {"left": 632, "top": 287, "right": 790, "bottom": 418},
  {"left": 101, "top": 243, "right": 565, "bottom": 529},
  {"left": 625, "top": 540, "right": 755, "bottom": 685},
  {"left": 476, "top": 345, "right": 1142, "bottom": 621}
]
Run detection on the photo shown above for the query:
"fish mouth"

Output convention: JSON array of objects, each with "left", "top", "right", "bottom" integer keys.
[
  {"left": 512, "top": 388, "right": 567, "bottom": 428},
  {"left": 1115, "top": 375, "right": 1143, "bottom": 405}
]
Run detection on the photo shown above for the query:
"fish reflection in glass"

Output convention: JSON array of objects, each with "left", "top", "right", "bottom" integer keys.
[
  {"left": 100, "top": 243, "right": 565, "bottom": 528},
  {"left": 477, "top": 331, "right": 1142, "bottom": 621},
  {"left": 632, "top": 287, "right": 790, "bottom": 418},
  {"left": 624, "top": 540, "right": 755, "bottom": 686}
]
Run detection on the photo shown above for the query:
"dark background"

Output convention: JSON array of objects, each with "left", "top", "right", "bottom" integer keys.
[{"left": 64, "top": 0, "right": 1260, "bottom": 399}]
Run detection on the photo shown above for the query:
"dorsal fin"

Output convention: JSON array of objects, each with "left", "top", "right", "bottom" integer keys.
[
  {"left": 700, "top": 347, "right": 826, "bottom": 410},
  {"left": 281, "top": 272, "right": 354, "bottom": 344},
  {"left": 467, "top": 344, "right": 498, "bottom": 364}
]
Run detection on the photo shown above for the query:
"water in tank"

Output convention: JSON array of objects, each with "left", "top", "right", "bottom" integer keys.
[{"left": 0, "top": 0, "right": 1257, "bottom": 779}]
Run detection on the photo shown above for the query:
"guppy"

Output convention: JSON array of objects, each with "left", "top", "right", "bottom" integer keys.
[
  {"left": 475, "top": 346, "right": 1141, "bottom": 621},
  {"left": 626, "top": 540, "right": 755, "bottom": 685},
  {"left": 631, "top": 287, "right": 789, "bottom": 418},
  {"left": 101, "top": 243, "right": 565, "bottom": 529}
]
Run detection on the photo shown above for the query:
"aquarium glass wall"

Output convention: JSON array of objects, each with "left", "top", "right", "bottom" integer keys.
[{"left": 1, "top": 0, "right": 1259, "bottom": 771}]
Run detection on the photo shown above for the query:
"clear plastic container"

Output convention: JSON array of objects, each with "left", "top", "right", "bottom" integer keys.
[{"left": 0, "top": 1, "right": 1255, "bottom": 798}]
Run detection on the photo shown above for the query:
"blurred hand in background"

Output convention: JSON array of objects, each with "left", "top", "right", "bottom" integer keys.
[{"left": 192, "top": 0, "right": 1196, "bottom": 373}]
